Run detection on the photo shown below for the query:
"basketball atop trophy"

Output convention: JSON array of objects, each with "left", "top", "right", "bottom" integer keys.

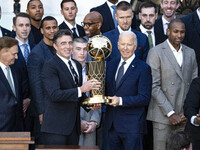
[{"left": 87, "top": 35, "right": 112, "bottom": 61}]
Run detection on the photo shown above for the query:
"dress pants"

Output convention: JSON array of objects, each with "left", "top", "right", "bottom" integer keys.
[{"left": 153, "top": 122, "right": 185, "bottom": 150}]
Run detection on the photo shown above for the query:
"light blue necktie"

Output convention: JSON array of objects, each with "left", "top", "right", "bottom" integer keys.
[
  {"left": 6, "top": 66, "right": 15, "bottom": 96},
  {"left": 23, "top": 44, "right": 29, "bottom": 63},
  {"left": 111, "top": 5, "right": 118, "bottom": 28}
]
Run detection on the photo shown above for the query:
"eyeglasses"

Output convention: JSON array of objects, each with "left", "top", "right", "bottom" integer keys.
[{"left": 81, "top": 22, "right": 99, "bottom": 27}]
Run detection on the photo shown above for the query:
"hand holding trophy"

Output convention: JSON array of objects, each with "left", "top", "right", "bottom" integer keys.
[{"left": 82, "top": 35, "right": 112, "bottom": 106}]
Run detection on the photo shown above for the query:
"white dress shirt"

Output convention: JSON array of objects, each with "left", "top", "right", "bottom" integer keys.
[
  {"left": 118, "top": 26, "right": 131, "bottom": 34},
  {"left": 106, "top": 1, "right": 119, "bottom": 18},
  {"left": 64, "top": 20, "right": 80, "bottom": 37},
  {"left": 161, "top": 16, "right": 176, "bottom": 35},
  {"left": 57, "top": 54, "right": 82, "bottom": 97},
  {"left": 115, "top": 54, "right": 136, "bottom": 105},
  {"left": 139, "top": 24, "right": 156, "bottom": 47},
  {"left": 0, "top": 62, "right": 15, "bottom": 90},
  {"left": 15, "top": 37, "right": 30, "bottom": 57},
  {"left": 0, "top": 27, "right": 3, "bottom": 38}
]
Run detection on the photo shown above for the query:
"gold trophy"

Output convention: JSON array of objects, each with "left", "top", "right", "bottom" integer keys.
[{"left": 82, "top": 35, "right": 112, "bottom": 105}]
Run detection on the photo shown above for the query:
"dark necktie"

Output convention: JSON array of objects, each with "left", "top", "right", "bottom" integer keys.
[
  {"left": 72, "top": 27, "right": 78, "bottom": 38},
  {"left": 111, "top": 5, "right": 118, "bottom": 28},
  {"left": 116, "top": 61, "right": 126, "bottom": 88},
  {"left": 22, "top": 44, "right": 30, "bottom": 63},
  {"left": 68, "top": 60, "right": 79, "bottom": 86},
  {"left": 147, "top": 31, "right": 153, "bottom": 49}
]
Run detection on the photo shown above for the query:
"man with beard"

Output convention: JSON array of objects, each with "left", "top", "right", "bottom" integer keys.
[
  {"left": 59, "top": 0, "right": 85, "bottom": 38},
  {"left": 26, "top": 0, "right": 44, "bottom": 44},
  {"left": 147, "top": 18, "right": 198, "bottom": 150},
  {"left": 103, "top": 1, "right": 149, "bottom": 62},
  {"left": 154, "top": 0, "right": 179, "bottom": 45},
  {"left": 138, "top": 2, "right": 158, "bottom": 49}
]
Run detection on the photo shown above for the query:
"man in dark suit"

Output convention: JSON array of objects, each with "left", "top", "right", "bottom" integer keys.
[
  {"left": 181, "top": 4, "right": 200, "bottom": 75},
  {"left": 59, "top": 0, "right": 85, "bottom": 38},
  {"left": 154, "top": 0, "right": 179, "bottom": 45},
  {"left": 103, "top": 1, "right": 149, "bottom": 62},
  {"left": 105, "top": 31, "right": 152, "bottom": 150},
  {"left": 41, "top": 29, "right": 100, "bottom": 145},
  {"left": 27, "top": 16, "right": 59, "bottom": 145},
  {"left": 26, "top": 0, "right": 44, "bottom": 44},
  {"left": 138, "top": 2, "right": 158, "bottom": 48},
  {"left": 12, "top": 12, "right": 34, "bottom": 131},
  {"left": 0, "top": 36, "right": 27, "bottom": 131},
  {"left": 0, "top": 6, "right": 11, "bottom": 37},
  {"left": 184, "top": 77, "right": 200, "bottom": 150},
  {"left": 90, "top": 0, "right": 137, "bottom": 33}
]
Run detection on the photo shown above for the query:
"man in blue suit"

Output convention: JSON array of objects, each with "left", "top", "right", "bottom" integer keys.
[
  {"left": 90, "top": 0, "right": 136, "bottom": 33},
  {"left": 27, "top": 16, "right": 59, "bottom": 145},
  {"left": 0, "top": 36, "right": 27, "bottom": 131},
  {"left": 181, "top": 3, "right": 200, "bottom": 75},
  {"left": 103, "top": 1, "right": 149, "bottom": 62},
  {"left": 105, "top": 31, "right": 152, "bottom": 150}
]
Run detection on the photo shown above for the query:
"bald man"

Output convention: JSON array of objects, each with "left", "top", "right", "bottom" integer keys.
[{"left": 82, "top": 11, "right": 103, "bottom": 41}]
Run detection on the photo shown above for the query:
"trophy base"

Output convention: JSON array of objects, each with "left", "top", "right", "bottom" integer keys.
[{"left": 82, "top": 95, "right": 112, "bottom": 105}]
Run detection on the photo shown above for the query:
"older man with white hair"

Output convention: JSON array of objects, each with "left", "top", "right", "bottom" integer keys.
[{"left": 105, "top": 31, "right": 152, "bottom": 150}]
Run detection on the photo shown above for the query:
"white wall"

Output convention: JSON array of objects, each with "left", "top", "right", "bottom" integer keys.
[{"left": 0, "top": 0, "right": 130, "bottom": 30}]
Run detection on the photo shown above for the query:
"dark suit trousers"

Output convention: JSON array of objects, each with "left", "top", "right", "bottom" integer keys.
[
  {"left": 108, "top": 126, "right": 143, "bottom": 150},
  {"left": 43, "top": 124, "right": 79, "bottom": 145}
]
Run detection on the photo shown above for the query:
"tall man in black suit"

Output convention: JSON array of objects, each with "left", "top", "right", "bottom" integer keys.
[
  {"left": 0, "top": 36, "right": 27, "bottom": 131},
  {"left": 41, "top": 29, "right": 101, "bottom": 145},
  {"left": 184, "top": 77, "right": 200, "bottom": 150},
  {"left": 59, "top": 0, "right": 85, "bottom": 38},
  {"left": 26, "top": 0, "right": 44, "bottom": 44},
  {"left": 181, "top": 2, "right": 200, "bottom": 75},
  {"left": 154, "top": 0, "right": 179, "bottom": 45},
  {"left": 0, "top": 6, "right": 11, "bottom": 37},
  {"left": 27, "top": 16, "right": 59, "bottom": 145},
  {"left": 90, "top": 0, "right": 137, "bottom": 33}
]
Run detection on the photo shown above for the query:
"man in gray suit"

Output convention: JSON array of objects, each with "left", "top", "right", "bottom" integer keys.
[
  {"left": 72, "top": 38, "right": 101, "bottom": 146},
  {"left": 146, "top": 18, "right": 198, "bottom": 150}
]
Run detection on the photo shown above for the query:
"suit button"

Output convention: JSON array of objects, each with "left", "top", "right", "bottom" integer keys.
[
  {"left": 171, "top": 94, "right": 174, "bottom": 96},
  {"left": 171, "top": 82, "right": 174, "bottom": 85}
]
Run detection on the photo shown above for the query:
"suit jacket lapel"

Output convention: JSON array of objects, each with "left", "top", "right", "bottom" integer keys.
[
  {"left": 116, "top": 58, "right": 137, "bottom": 90},
  {"left": 162, "top": 41, "right": 183, "bottom": 80},
  {"left": 0, "top": 67, "right": 16, "bottom": 97},
  {"left": 10, "top": 66, "right": 19, "bottom": 98},
  {"left": 55, "top": 55, "right": 77, "bottom": 87},
  {"left": 110, "top": 58, "right": 120, "bottom": 90},
  {"left": 193, "top": 11, "right": 200, "bottom": 36}
]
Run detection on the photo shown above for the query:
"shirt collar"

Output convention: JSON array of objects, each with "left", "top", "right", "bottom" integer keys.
[
  {"left": 197, "top": 8, "right": 200, "bottom": 20},
  {"left": 118, "top": 26, "right": 131, "bottom": 34},
  {"left": 0, "top": 61, "right": 7, "bottom": 70},
  {"left": 64, "top": 20, "right": 77, "bottom": 29},
  {"left": 107, "top": 1, "right": 118, "bottom": 8},
  {"left": 15, "top": 37, "right": 29, "bottom": 46},
  {"left": 167, "top": 39, "right": 182, "bottom": 52},
  {"left": 119, "top": 53, "right": 135, "bottom": 66},
  {"left": 139, "top": 24, "right": 154, "bottom": 34},
  {"left": 56, "top": 53, "right": 72, "bottom": 64}
]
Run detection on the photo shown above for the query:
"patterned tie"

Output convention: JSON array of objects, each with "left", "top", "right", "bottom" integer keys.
[
  {"left": 111, "top": 5, "right": 118, "bottom": 28},
  {"left": 22, "top": 44, "right": 30, "bottom": 63},
  {"left": 116, "top": 61, "right": 126, "bottom": 88},
  {"left": 68, "top": 60, "right": 79, "bottom": 86},
  {"left": 72, "top": 27, "right": 78, "bottom": 38},
  {"left": 147, "top": 31, "right": 153, "bottom": 49},
  {"left": 6, "top": 66, "right": 15, "bottom": 95}
]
